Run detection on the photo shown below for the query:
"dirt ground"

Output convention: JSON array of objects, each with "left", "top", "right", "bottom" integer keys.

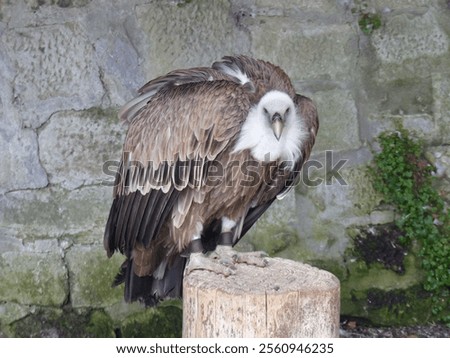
[{"left": 340, "top": 319, "right": 450, "bottom": 338}]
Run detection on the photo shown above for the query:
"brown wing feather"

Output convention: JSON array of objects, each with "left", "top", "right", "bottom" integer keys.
[
  {"left": 295, "top": 94, "right": 319, "bottom": 160},
  {"left": 119, "top": 67, "right": 234, "bottom": 123}
]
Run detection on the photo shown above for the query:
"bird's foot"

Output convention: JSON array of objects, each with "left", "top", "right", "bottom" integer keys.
[
  {"left": 185, "top": 251, "right": 236, "bottom": 277},
  {"left": 185, "top": 245, "right": 269, "bottom": 277}
]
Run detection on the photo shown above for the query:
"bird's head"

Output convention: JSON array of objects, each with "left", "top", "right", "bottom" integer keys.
[
  {"left": 258, "top": 91, "right": 296, "bottom": 141},
  {"left": 233, "top": 89, "right": 304, "bottom": 163}
]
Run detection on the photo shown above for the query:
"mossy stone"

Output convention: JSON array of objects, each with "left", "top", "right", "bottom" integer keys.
[
  {"left": 65, "top": 245, "right": 124, "bottom": 308},
  {"left": 120, "top": 301, "right": 182, "bottom": 338},
  {"left": 9, "top": 307, "right": 116, "bottom": 338},
  {"left": 244, "top": 225, "right": 299, "bottom": 257},
  {"left": 343, "top": 252, "right": 423, "bottom": 292},
  {"left": 38, "top": 109, "right": 125, "bottom": 190},
  {"left": 0, "top": 251, "right": 68, "bottom": 306},
  {"left": 136, "top": 0, "right": 247, "bottom": 80},
  {"left": 11, "top": 308, "right": 81, "bottom": 337},
  {"left": 342, "top": 286, "right": 434, "bottom": 326},
  {"left": 339, "top": 242, "right": 429, "bottom": 325},
  {"left": 86, "top": 310, "right": 115, "bottom": 338},
  {"left": 0, "top": 186, "right": 112, "bottom": 243},
  {"left": 237, "top": 192, "right": 299, "bottom": 256}
]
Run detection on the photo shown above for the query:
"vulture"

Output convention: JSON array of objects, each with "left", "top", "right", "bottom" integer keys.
[{"left": 104, "top": 55, "right": 319, "bottom": 306}]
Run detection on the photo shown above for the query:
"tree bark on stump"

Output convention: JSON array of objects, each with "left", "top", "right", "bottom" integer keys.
[{"left": 183, "top": 257, "right": 340, "bottom": 338}]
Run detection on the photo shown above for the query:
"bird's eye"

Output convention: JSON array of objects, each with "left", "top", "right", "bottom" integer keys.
[
  {"left": 285, "top": 107, "right": 290, "bottom": 115},
  {"left": 263, "top": 107, "right": 268, "bottom": 115}
]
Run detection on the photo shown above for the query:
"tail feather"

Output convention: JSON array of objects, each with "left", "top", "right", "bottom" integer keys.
[{"left": 113, "top": 257, "right": 186, "bottom": 306}]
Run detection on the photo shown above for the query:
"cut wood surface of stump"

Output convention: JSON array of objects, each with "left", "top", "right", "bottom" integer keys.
[{"left": 183, "top": 257, "right": 340, "bottom": 338}]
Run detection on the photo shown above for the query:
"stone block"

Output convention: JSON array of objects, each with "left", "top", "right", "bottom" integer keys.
[
  {"left": 65, "top": 245, "right": 124, "bottom": 308},
  {"left": 432, "top": 73, "right": 450, "bottom": 144},
  {"left": 248, "top": 17, "right": 358, "bottom": 83},
  {"left": 372, "top": 10, "right": 448, "bottom": 64},
  {"left": 38, "top": 108, "right": 125, "bottom": 190},
  {"left": 426, "top": 146, "right": 450, "bottom": 178},
  {"left": 0, "top": 127, "right": 48, "bottom": 194},
  {"left": 120, "top": 301, "right": 182, "bottom": 338},
  {"left": 92, "top": 36, "right": 142, "bottom": 106},
  {"left": 0, "top": 303, "right": 31, "bottom": 326},
  {"left": 0, "top": 246, "right": 68, "bottom": 306},
  {"left": 372, "top": 0, "right": 437, "bottom": 11},
  {"left": 311, "top": 89, "right": 361, "bottom": 152},
  {"left": 24, "top": 0, "right": 91, "bottom": 9},
  {"left": 370, "top": 10, "right": 449, "bottom": 82},
  {"left": 366, "top": 112, "right": 439, "bottom": 143},
  {"left": 0, "top": 185, "right": 113, "bottom": 243},
  {"left": 103, "top": 301, "right": 146, "bottom": 324},
  {"left": 339, "top": 246, "right": 431, "bottom": 326},
  {"left": 344, "top": 243, "right": 424, "bottom": 291},
  {"left": 285, "top": 165, "right": 383, "bottom": 262},
  {"left": 366, "top": 77, "right": 434, "bottom": 117},
  {"left": 135, "top": 0, "right": 249, "bottom": 79},
  {"left": 1, "top": 0, "right": 90, "bottom": 13},
  {"left": 0, "top": 233, "right": 23, "bottom": 254},
  {"left": 237, "top": 191, "right": 299, "bottom": 256},
  {"left": 7, "top": 306, "right": 116, "bottom": 338},
  {"left": 369, "top": 210, "right": 395, "bottom": 225},
  {"left": 248, "top": 0, "right": 348, "bottom": 19},
  {"left": 246, "top": 163, "right": 370, "bottom": 263},
  {"left": 3, "top": 23, "right": 104, "bottom": 128},
  {"left": 78, "top": 1, "right": 145, "bottom": 104}
]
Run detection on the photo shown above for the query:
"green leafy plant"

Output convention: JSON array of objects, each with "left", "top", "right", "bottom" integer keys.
[
  {"left": 352, "top": 1, "right": 382, "bottom": 35},
  {"left": 370, "top": 127, "right": 449, "bottom": 323},
  {"left": 358, "top": 12, "right": 382, "bottom": 35}
]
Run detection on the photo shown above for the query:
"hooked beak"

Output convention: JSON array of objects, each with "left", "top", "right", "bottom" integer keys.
[{"left": 271, "top": 113, "right": 284, "bottom": 141}]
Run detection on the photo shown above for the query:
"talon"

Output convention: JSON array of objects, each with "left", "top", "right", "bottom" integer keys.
[
  {"left": 234, "top": 250, "right": 269, "bottom": 267},
  {"left": 185, "top": 246, "right": 270, "bottom": 277},
  {"left": 218, "top": 257, "right": 236, "bottom": 268},
  {"left": 185, "top": 252, "right": 236, "bottom": 277}
]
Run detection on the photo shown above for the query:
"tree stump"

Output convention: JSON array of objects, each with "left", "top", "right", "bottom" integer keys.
[{"left": 183, "top": 257, "right": 340, "bottom": 338}]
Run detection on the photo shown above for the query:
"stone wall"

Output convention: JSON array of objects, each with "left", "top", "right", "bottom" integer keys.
[{"left": 0, "top": 0, "right": 449, "bottom": 337}]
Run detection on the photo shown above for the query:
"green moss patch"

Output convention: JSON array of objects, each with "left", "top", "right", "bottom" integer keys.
[
  {"left": 66, "top": 245, "right": 124, "bottom": 308},
  {"left": 247, "top": 226, "right": 299, "bottom": 257},
  {"left": 120, "top": 301, "right": 182, "bottom": 338},
  {"left": 343, "top": 286, "right": 434, "bottom": 326},
  {"left": 0, "top": 252, "right": 68, "bottom": 306},
  {"left": 10, "top": 307, "right": 114, "bottom": 338},
  {"left": 86, "top": 310, "right": 116, "bottom": 337},
  {"left": 5, "top": 302, "right": 183, "bottom": 338}
]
